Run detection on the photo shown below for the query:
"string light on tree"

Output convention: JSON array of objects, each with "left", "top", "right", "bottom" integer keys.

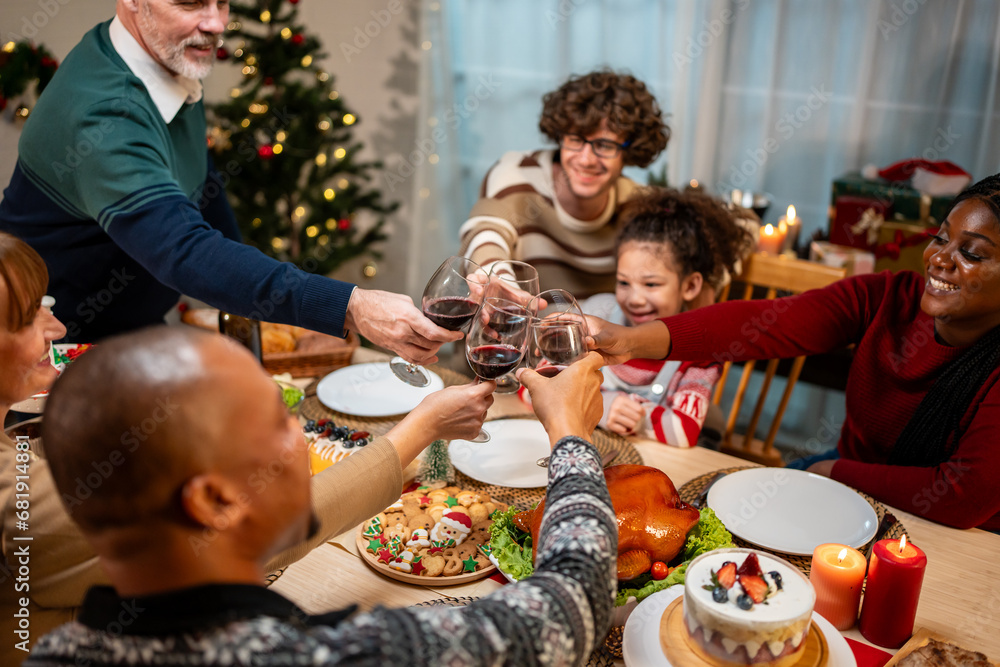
[{"left": 208, "top": 0, "right": 394, "bottom": 273}]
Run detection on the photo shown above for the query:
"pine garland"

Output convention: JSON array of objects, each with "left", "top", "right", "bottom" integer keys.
[{"left": 0, "top": 40, "right": 59, "bottom": 113}]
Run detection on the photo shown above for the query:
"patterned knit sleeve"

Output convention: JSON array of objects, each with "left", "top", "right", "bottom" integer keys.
[
  {"left": 644, "top": 362, "right": 721, "bottom": 447},
  {"left": 309, "top": 435, "right": 618, "bottom": 666}
]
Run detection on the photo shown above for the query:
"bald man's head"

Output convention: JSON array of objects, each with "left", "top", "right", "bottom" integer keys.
[{"left": 42, "top": 326, "right": 313, "bottom": 555}]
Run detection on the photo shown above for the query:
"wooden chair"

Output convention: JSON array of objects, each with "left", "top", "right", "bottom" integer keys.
[{"left": 711, "top": 253, "right": 847, "bottom": 467}]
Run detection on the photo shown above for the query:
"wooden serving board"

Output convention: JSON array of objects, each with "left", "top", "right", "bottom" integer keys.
[
  {"left": 355, "top": 527, "right": 496, "bottom": 587},
  {"left": 882, "top": 628, "right": 998, "bottom": 667},
  {"left": 659, "top": 597, "right": 828, "bottom": 667}
]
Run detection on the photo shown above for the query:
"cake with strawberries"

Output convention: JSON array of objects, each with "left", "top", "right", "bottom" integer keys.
[{"left": 683, "top": 548, "right": 815, "bottom": 665}]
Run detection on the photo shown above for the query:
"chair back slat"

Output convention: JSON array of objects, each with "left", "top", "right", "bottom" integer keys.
[{"left": 717, "top": 253, "right": 847, "bottom": 467}]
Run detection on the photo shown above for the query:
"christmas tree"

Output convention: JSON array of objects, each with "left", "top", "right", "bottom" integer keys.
[
  {"left": 417, "top": 440, "right": 455, "bottom": 485},
  {"left": 208, "top": 0, "right": 395, "bottom": 275}
]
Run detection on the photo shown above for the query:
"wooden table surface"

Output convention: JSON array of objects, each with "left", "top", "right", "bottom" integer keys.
[{"left": 273, "top": 352, "right": 1000, "bottom": 662}]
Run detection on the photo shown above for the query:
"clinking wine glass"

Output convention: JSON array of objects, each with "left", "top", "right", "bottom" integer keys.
[
  {"left": 526, "top": 289, "right": 589, "bottom": 378},
  {"left": 483, "top": 261, "right": 540, "bottom": 394},
  {"left": 465, "top": 295, "right": 534, "bottom": 442},
  {"left": 390, "top": 256, "right": 488, "bottom": 387}
]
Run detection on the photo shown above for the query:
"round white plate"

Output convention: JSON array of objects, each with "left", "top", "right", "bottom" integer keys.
[
  {"left": 707, "top": 468, "right": 878, "bottom": 556},
  {"left": 315, "top": 363, "right": 444, "bottom": 417},
  {"left": 449, "top": 419, "right": 549, "bottom": 488},
  {"left": 622, "top": 585, "right": 856, "bottom": 667}
]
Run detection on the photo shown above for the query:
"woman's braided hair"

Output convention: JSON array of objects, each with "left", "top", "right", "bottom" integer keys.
[
  {"left": 613, "top": 188, "right": 752, "bottom": 289},
  {"left": 888, "top": 172, "right": 1000, "bottom": 467}
]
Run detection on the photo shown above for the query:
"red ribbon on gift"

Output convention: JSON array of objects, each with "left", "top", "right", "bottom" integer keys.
[{"left": 873, "top": 228, "right": 938, "bottom": 260}]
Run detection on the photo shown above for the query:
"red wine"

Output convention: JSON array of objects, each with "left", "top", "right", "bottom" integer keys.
[
  {"left": 423, "top": 296, "right": 478, "bottom": 331},
  {"left": 535, "top": 325, "right": 585, "bottom": 365},
  {"left": 533, "top": 365, "right": 564, "bottom": 378},
  {"left": 468, "top": 344, "right": 522, "bottom": 379},
  {"left": 489, "top": 304, "right": 529, "bottom": 335}
]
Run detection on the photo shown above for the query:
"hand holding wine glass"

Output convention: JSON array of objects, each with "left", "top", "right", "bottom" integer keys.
[
  {"left": 481, "top": 261, "right": 539, "bottom": 393},
  {"left": 464, "top": 295, "right": 535, "bottom": 441},
  {"left": 526, "top": 289, "right": 590, "bottom": 377},
  {"left": 391, "top": 256, "right": 486, "bottom": 387}
]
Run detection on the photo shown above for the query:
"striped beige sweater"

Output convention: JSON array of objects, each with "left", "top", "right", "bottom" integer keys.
[{"left": 459, "top": 149, "right": 644, "bottom": 298}]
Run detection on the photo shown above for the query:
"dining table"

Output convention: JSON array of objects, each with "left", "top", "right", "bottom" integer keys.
[{"left": 270, "top": 348, "right": 1000, "bottom": 665}]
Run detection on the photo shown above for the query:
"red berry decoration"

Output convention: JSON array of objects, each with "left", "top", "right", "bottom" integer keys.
[
  {"left": 291, "top": 33, "right": 305, "bottom": 45},
  {"left": 738, "top": 574, "right": 768, "bottom": 604},
  {"left": 216, "top": 47, "right": 229, "bottom": 60},
  {"left": 736, "top": 553, "right": 762, "bottom": 578},
  {"left": 716, "top": 561, "right": 737, "bottom": 589},
  {"left": 258, "top": 145, "right": 274, "bottom": 160},
  {"left": 337, "top": 218, "right": 350, "bottom": 231}
]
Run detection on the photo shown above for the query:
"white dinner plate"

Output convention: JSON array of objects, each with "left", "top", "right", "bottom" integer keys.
[
  {"left": 707, "top": 468, "right": 878, "bottom": 556},
  {"left": 315, "top": 363, "right": 444, "bottom": 417},
  {"left": 622, "top": 585, "right": 856, "bottom": 667},
  {"left": 449, "top": 419, "right": 549, "bottom": 488}
]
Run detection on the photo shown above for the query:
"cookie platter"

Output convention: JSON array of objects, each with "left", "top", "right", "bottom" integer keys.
[{"left": 356, "top": 485, "right": 503, "bottom": 586}]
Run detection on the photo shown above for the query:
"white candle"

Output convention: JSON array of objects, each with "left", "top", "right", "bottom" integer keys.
[{"left": 780, "top": 205, "right": 800, "bottom": 252}]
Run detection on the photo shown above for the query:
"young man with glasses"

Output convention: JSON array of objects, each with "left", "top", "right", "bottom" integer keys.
[{"left": 460, "top": 70, "right": 670, "bottom": 297}]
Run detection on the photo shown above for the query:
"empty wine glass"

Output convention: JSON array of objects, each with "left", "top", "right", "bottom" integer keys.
[
  {"left": 465, "top": 295, "right": 536, "bottom": 441},
  {"left": 526, "top": 289, "right": 590, "bottom": 376},
  {"left": 390, "top": 256, "right": 488, "bottom": 387},
  {"left": 483, "top": 261, "right": 539, "bottom": 393}
]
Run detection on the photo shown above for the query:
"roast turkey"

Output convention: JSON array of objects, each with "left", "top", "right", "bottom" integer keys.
[{"left": 514, "top": 464, "right": 700, "bottom": 580}]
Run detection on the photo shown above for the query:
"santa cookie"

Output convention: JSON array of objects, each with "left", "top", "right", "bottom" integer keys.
[{"left": 430, "top": 511, "right": 472, "bottom": 546}]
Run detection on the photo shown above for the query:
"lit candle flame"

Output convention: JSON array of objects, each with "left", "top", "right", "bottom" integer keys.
[
  {"left": 837, "top": 547, "right": 848, "bottom": 563},
  {"left": 899, "top": 534, "right": 907, "bottom": 552},
  {"left": 690, "top": 179, "right": 699, "bottom": 188},
  {"left": 787, "top": 205, "right": 796, "bottom": 220},
  {"left": 764, "top": 223, "right": 775, "bottom": 236}
]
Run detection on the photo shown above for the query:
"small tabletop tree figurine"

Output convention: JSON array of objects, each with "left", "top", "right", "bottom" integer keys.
[{"left": 209, "top": 0, "right": 395, "bottom": 275}]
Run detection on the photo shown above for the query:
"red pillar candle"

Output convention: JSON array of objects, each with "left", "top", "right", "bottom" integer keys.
[
  {"left": 810, "top": 544, "right": 866, "bottom": 630},
  {"left": 859, "top": 535, "right": 927, "bottom": 648}
]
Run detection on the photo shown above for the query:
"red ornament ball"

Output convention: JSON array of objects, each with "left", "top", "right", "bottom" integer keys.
[
  {"left": 337, "top": 218, "right": 351, "bottom": 231},
  {"left": 263, "top": 77, "right": 274, "bottom": 86},
  {"left": 291, "top": 33, "right": 305, "bottom": 45},
  {"left": 258, "top": 145, "right": 274, "bottom": 160},
  {"left": 216, "top": 47, "right": 229, "bottom": 60}
]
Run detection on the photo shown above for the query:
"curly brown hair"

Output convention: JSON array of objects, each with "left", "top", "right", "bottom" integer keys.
[
  {"left": 615, "top": 188, "right": 752, "bottom": 288},
  {"left": 539, "top": 69, "right": 669, "bottom": 168}
]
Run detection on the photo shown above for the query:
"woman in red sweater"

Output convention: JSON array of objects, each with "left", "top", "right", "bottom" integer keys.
[{"left": 588, "top": 173, "right": 1000, "bottom": 531}]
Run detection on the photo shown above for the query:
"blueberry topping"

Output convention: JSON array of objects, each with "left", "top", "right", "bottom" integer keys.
[
  {"left": 736, "top": 593, "right": 753, "bottom": 610},
  {"left": 712, "top": 586, "right": 728, "bottom": 603},
  {"left": 342, "top": 439, "right": 355, "bottom": 449},
  {"left": 356, "top": 438, "right": 369, "bottom": 447},
  {"left": 306, "top": 420, "right": 316, "bottom": 430},
  {"left": 769, "top": 571, "right": 783, "bottom": 590}
]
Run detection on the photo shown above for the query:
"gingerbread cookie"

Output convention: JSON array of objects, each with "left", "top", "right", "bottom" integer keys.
[{"left": 360, "top": 485, "right": 506, "bottom": 581}]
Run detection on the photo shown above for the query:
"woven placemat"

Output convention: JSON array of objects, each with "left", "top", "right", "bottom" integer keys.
[
  {"left": 679, "top": 466, "right": 909, "bottom": 577},
  {"left": 453, "top": 418, "right": 642, "bottom": 510}
]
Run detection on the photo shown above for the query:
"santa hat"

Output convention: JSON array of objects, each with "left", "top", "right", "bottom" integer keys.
[
  {"left": 861, "top": 159, "right": 971, "bottom": 197},
  {"left": 439, "top": 511, "right": 472, "bottom": 533}
]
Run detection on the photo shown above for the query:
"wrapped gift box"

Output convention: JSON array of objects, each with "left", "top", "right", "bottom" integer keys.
[
  {"left": 831, "top": 171, "right": 954, "bottom": 225},
  {"left": 809, "top": 241, "right": 875, "bottom": 276},
  {"left": 873, "top": 220, "right": 934, "bottom": 275},
  {"left": 830, "top": 195, "right": 892, "bottom": 250}
]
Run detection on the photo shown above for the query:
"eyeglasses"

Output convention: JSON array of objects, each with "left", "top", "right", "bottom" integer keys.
[{"left": 560, "top": 134, "right": 631, "bottom": 158}]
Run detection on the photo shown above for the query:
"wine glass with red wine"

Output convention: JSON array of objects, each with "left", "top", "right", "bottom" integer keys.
[
  {"left": 525, "top": 289, "right": 589, "bottom": 378},
  {"left": 482, "top": 261, "right": 539, "bottom": 393},
  {"left": 390, "top": 256, "right": 487, "bottom": 387},
  {"left": 465, "top": 295, "right": 536, "bottom": 442}
]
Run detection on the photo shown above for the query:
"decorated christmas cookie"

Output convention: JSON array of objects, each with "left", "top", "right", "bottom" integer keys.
[{"left": 360, "top": 486, "right": 506, "bottom": 580}]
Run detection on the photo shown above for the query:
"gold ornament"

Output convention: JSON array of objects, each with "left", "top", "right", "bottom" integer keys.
[
  {"left": 14, "top": 104, "right": 30, "bottom": 120},
  {"left": 363, "top": 261, "right": 378, "bottom": 279}
]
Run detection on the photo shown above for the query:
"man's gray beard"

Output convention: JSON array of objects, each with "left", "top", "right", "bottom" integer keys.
[{"left": 139, "top": 5, "right": 216, "bottom": 80}]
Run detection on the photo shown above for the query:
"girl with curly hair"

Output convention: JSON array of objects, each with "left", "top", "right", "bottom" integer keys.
[{"left": 582, "top": 188, "right": 751, "bottom": 447}]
